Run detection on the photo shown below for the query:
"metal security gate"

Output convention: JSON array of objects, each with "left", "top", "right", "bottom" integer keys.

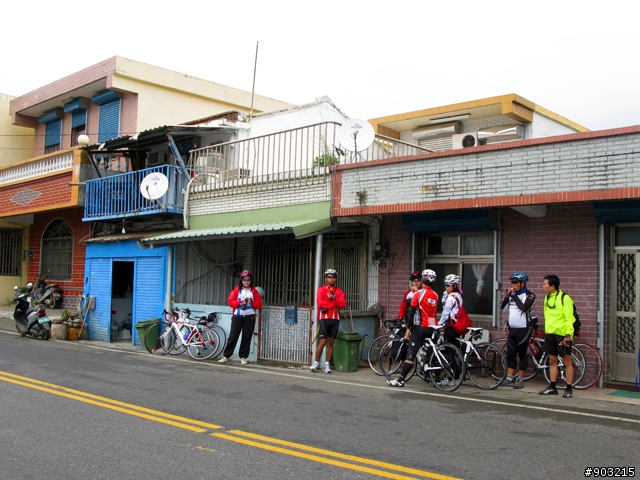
[
  {"left": 259, "top": 306, "right": 312, "bottom": 364},
  {"left": 612, "top": 251, "right": 638, "bottom": 382}
]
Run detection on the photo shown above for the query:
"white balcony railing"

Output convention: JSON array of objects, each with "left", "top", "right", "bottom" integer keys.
[
  {"left": 0, "top": 149, "right": 75, "bottom": 185},
  {"left": 187, "top": 122, "right": 430, "bottom": 199}
]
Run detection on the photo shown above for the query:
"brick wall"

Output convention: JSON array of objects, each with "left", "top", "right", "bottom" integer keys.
[
  {"left": 189, "top": 182, "right": 329, "bottom": 216},
  {"left": 28, "top": 208, "right": 89, "bottom": 309},
  {"left": 501, "top": 203, "right": 598, "bottom": 344},
  {"left": 377, "top": 216, "right": 413, "bottom": 320},
  {"left": 335, "top": 127, "right": 640, "bottom": 216},
  {"left": 0, "top": 172, "right": 73, "bottom": 215}
]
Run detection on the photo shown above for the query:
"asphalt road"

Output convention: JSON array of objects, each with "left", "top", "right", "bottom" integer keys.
[{"left": 1, "top": 331, "right": 639, "bottom": 480}]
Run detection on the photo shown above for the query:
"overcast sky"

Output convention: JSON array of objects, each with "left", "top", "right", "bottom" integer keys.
[{"left": 2, "top": 1, "right": 639, "bottom": 131}]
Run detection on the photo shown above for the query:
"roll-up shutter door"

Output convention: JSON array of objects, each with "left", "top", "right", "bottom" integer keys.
[{"left": 98, "top": 100, "right": 121, "bottom": 143}]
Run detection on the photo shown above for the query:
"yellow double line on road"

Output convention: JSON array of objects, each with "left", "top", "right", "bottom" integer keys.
[{"left": 0, "top": 370, "right": 459, "bottom": 480}]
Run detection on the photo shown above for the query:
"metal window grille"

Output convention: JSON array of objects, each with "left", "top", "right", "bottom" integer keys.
[
  {"left": 0, "top": 228, "right": 22, "bottom": 276},
  {"left": 254, "top": 235, "right": 313, "bottom": 306},
  {"left": 41, "top": 219, "right": 73, "bottom": 280}
]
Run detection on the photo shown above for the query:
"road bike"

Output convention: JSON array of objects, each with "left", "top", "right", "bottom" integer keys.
[
  {"left": 492, "top": 323, "right": 586, "bottom": 390},
  {"left": 367, "top": 319, "right": 407, "bottom": 376},
  {"left": 380, "top": 325, "right": 465, "bottom": 393},
  {"left": 143, "top": 309, "right": 221, "bottom": 361},
  {"left": 573, "top": 341, "right": 604, "bottom": 389},
  {"left": 458, "top": 328, "right": 506, "bottom": 390}
]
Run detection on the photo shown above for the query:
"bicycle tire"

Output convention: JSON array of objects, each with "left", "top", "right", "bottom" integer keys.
[
  {"left": 206, "top": 324, "right": 227, "bottom": 359},
  {"left": 379, "top": 338, "right": 410, "bottom": 380},
  {"left": 187, "top": 327, "right": 220, "bottom": 360},
  {"left": 492, "top": 336, "right": 538, "bottom": 381},
  {"left": 573, "top": 343, "right": 603, "bottom": 390},
  {"left": 166, "top": 325, "right": 188, "bottom": 355},
  {"left": 467, "top": 343, "right": 506, "bottom": 390},
  {"left": 368, "top": 334, "right": 392, "bottom": 375},
  {"left": 429, "top": 343, "right": 464, "bottom": 393},
  {"left": 143, "top": 321, "right": 168, "bottom": 354},
  {"left": 542, "top": 346, "right": 586, "bottom": 389}
]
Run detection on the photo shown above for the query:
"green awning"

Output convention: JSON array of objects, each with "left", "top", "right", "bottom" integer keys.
[{"left": 142, "top": 217, "right": 332, "bottom": 246}]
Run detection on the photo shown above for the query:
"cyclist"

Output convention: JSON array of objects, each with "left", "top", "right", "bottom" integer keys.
[
  {"left": 540, "top": 274, "right": 575, "bottom": 398},
  {"left": 439, "top": 274, "right": 464, "bottom": 345},
  {"left": 501, "top": 271, "right": 536, "bottom": 389},
  {"left": 397, "top": 271, "right": 423, "bottom": 325},
  {"left": 388, "top": 269, "right": 438, "bottom": 387},
  {"left": 310, "top": 269, "right": 347, "bottom": 373}
]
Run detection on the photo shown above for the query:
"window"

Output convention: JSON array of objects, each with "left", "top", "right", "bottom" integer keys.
[
  {"left": 420, "top": 232, "right": 495, "bottom": 316},
  {"left": 44, "top": 119, "right": 61, "bottom": 154},
  {"left": 70, "top": 109, "right": 87, "bottom": 147},
  {"left": 41, "top": 219, "right": 73, "bottom": 280},
  {"left": 0, "top": 228, "right": 22, "bottom": 276}
]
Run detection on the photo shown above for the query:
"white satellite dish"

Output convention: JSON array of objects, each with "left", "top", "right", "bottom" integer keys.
[
  {"left": 140, "top": 172, "right": 169, "bottom": 200},
  {"left": 338, "top": 119, "right": 375, "bottom": 152}
]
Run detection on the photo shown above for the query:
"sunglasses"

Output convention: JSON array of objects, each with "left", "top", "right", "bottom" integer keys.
[
  {"left": 325, "top": 275, "right": 337, "bottom": 279},
  {"left": 242, "top": 277, "right": 252, "bottom": 282},
  {"left": 444, "top": 284, "right": 452, "bottom": 287},
  {"left": 510, "top": 280, "right": 521, "bottom": 284}
]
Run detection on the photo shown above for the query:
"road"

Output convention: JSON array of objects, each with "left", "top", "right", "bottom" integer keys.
[{"left": 1, "top": 332, "right": 638, "bottom": 480}]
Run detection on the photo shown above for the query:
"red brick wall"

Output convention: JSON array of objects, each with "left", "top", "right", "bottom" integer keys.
[
  {"left": 0, "top": 173, "right": 73, "bottom": 216},
  {"left": 378, "top": 215, "right": 413, "bottom": 320},
  {"left": 501, "top": 203, "right": 598, "bottom": 344},
  {"left": 28, "top": 208, "right": 89, "bottom": 309}
]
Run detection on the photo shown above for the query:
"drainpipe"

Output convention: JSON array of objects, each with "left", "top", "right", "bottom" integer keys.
[
  {"left": 166, "top": 134, "right": 190, "bottom": 182},
  {"left": 165, "top": 244, "right": 174, "bottom": 313},
  {"left": 598, "top": 224, "right": 605, "bottom": 388},
  {"left": 312, "top": 233, "right": 323, "bottom": 362}
]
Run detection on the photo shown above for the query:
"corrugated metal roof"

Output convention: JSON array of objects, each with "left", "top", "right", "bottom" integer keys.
[{"left": 141, "top": 218, "right": 331, "bottom": 245}]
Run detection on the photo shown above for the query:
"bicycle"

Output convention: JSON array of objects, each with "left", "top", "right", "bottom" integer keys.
[
  {"left": 573, "top": 341, "right": 604, "bottom": 389},
  {"left": 144, "top": 309, "right": 221, "bottom": 361},
  {"left": 367, "top": 319, "right": 407, "bottom": 376},
  {"left": 492, "top": 324, "right": 586, "bottom": 390},
  {"left": 458, "top": 328, "right": 506, "bottom": 390},
  {"left": 381, "top": 325, "right": 465, "bottom": 393}
]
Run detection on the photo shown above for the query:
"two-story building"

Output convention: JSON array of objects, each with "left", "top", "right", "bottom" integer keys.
[{"left": 0, "top": 56, "right": 291, "bottom": 314}]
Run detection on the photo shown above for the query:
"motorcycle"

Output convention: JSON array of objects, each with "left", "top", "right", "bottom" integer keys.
[
  {"left": 29, "top": 274, "right": 62, "bottom": 309},
  {"left": 12, "top": 287, "right": 51, "bottom": 340}
]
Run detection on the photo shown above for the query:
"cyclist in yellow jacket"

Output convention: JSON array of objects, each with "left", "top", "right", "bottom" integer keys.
[{"left": 540, "top": 274, "right": 575, "bottom": 398}]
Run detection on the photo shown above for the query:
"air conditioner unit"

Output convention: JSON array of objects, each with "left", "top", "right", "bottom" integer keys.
[
  {"left": 452, "top": 132, "right": 483, "bottom": 150},
  {"left": 194, "top": 152, "right": 225, "bottom": 174},
  {"left": 412, "top": 121, "right": 462, "bottom": 141}
]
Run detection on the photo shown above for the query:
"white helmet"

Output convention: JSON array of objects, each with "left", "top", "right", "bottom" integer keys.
[
  {"left": 422, "top": 269, "right": 437, "bottom": 282},
  {"left": 324, "top": 269, "right": 337, "bottom": 276},
  {"left": 444, "top": 274, "right": 461, "bottom": 285}
]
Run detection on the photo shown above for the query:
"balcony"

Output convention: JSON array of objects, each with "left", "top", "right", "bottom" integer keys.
[
  {"left": 83, "top": 165, "right": 184, "bottom": 221},
  {"left": 0, "top": 149, "right": 75, "bottom": 185},
  {"left": 187, "top": 121, "right": 430, "bottom": 200}
]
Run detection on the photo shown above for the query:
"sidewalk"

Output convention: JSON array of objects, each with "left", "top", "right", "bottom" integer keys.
[{"left": 1, "top": 304, "right": 639, "bottom": 409}]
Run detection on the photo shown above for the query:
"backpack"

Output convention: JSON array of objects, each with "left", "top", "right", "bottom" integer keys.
[
  {"left": 451, "top": 295, "right": 472, "bottom": 335},
  {"left": 560, "top": 292, "right": 581, "bottom": 336}
]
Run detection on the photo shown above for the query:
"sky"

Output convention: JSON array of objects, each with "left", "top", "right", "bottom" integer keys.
[{"left": 2, "top": 1, "right": 639, "bottom": 131}]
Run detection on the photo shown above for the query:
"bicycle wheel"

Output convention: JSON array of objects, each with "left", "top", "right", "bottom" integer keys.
[
  {"left": 379, "top": 338, "right": 409, "bottom": 379},
  {"left": 429, "top": 343, "right": 464, "bottom": 393},
  {"left": 206, "top": 324, "right": 227, "bottom": 359},
  {"left": 542, "top": 346, "right": 586, "bottom": 389},
  {"left": 467, "top": 343, "right": 506, "bottom": 390},
  {"left": 492, "top": 336, "right": 538, "bottom": 381},
  {"left": 573, "top": 343, "right": 604, "bottom": 389},
  {"left": 367, "top": 334, "right": 392, "bottom": 375},
  {"left": 187, "top": 327, "right": 220, "bottom": 360},
  {"left": 143, "top": 321, "right": 168, "bottom": 354}
]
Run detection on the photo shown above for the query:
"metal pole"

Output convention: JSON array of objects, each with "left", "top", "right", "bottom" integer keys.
[
  {"left": 249, "top": 41, "right": 259, "bottom": 123},
  {"left": 165, "top": 244, "right": 174, "bottom": 313},
  {"left": 598, "top": 223, "right": 605, "bottom": 388},
  {"left": 312, "top": 233, "right": 323, "bottom": 362}
]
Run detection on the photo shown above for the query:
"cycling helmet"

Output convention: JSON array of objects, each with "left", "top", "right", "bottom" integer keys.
[
  {"left": 324, "top": 268, "right": 337, "bottom": 276},
  {"left": 509, "top": 271, "right": 529, "bottom": 283},
  {"left": 410, "top": 271, "right": 422, "bottom": 282},
  {"left": 444, "top": 274, "right": 461, "bottom": 285},
  {"left": 240, "top": 270, "right": 252, "bottom": 277},
  {"left": 422, "top": 269, "right": 437, "bottom": 282}
]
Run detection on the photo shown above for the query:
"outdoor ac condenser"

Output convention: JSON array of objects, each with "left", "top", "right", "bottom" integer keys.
[{"left": 452, "top": 132, "right": 483, "bottom": 150}]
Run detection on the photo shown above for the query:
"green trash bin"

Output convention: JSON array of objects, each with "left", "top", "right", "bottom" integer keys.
[
  {"left": 333, "top": 331, "right": 363, "bottom": 372},
  {"left": 134, "top": 319, "right": 159, "bottom": 347}
]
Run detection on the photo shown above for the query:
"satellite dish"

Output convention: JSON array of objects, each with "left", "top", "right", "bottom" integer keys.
[
  {"left": 338, "top": 119, "right": 375, "bottom": 152},
  {"left": 140, "top": 172, "right": 169, "bottom": 200}
]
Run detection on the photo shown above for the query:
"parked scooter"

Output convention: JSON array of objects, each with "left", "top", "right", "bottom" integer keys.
[
  {"left": 29, "top": 274, "right": 62, "bottom": 309},
  {"left": 12, "top": 286, "right": 51, "bottom": 340}
]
